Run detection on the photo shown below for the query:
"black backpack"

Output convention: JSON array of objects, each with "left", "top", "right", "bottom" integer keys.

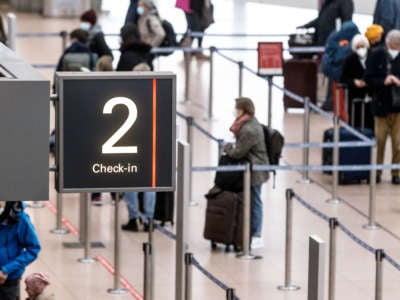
[
  {"left": 262, "top": 124, "right": 284, "bottom": 169},
  {"left": 160, "top": 20, "right": 178, "bottom": 56}
]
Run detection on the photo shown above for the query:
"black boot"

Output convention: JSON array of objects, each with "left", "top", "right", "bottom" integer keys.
[{"left": 121, "top": 218, "right": 138, "bottom": 232}]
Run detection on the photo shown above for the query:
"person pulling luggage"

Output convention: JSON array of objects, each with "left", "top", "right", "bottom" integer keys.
[{"left": 224, "top": 98, "right": 269, "bottom": 249}]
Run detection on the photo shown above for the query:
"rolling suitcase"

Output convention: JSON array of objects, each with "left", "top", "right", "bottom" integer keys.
[
  {"left": 322, "top": 89, "right": 374, "bottom": 184},
  {"left": 203, "top": 187, "right": 242, "bottom": 252},
  {"left": 153, "top": 192, "right": 174, "bottom": 226},
  {"left": 283, "top": 59, "right": 318, "bottom": 110}
]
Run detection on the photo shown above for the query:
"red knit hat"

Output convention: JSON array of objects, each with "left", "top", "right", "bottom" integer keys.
[{"left": 80, "top": 9, "right": 97, "bottom": 26}]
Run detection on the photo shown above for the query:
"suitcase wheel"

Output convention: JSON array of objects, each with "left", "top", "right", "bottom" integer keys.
[{"left": 211, "top": 241, "right": 217, "bottom": 250}]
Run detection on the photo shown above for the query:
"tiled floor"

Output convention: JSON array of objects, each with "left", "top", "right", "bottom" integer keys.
[{"left": 5, "top": 0, "right": 400, "bottom": 299}]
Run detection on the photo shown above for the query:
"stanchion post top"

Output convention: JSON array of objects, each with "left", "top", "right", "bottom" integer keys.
[
  {"left": 285, "top": 188, "right": 294, "bottom": 200},
  {"left": 142, "top": 242, "right": 152, "bottom": 255},
  {"left": 375, "top": 249, "right": 385, "bottom": 262},
  {"left": 185, "top": 253, "right": 193, "bottom": 265},
  {"left": 59, "top": 30, "right": 68, "bottom": 37},
  {"left": 186, "top": 116, "right": 194, "bottom": 126},
  {"left": 329, "top": 218, "right": 338, "bottom": 229},
  {"left": 209, "top": 46, "right": 217, "bottom": 52}
]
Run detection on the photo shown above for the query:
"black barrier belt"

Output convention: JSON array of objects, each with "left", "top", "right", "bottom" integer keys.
[
  {"left": 384, "top": 253, "right": 400, "bottom": 271},
  {"left": 155, "top": 225, "right": 240, "bottom": 299},
  {"left": 192, "top": 257, "right": 240, "bottom": 300},
  {"left": 337, "top": 223, "right": 376, "bottom": 255},
  {"left": 292, "top": 193, "right": 330, "bottom": 222}
]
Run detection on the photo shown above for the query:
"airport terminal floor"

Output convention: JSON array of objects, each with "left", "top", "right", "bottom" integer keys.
[{"left": 5, "top": 0, "right": 400, "bottom": 299}]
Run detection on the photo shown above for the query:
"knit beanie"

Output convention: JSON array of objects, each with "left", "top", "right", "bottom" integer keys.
[
  {"left": 365, "top": 24, "right": 384, "bottom": 43},
  {"left": 80, "top": 9, "right": 97, "bottom": 26},
  {"left": 25, "top": 273, "right": 50, "bottom": 294}
]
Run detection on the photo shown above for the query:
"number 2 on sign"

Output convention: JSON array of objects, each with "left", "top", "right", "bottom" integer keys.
[{"left": 102, "top": 97, "right": 138, "bottom": 154}]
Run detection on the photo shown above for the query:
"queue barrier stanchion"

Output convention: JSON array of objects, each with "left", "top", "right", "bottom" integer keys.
[
  {"left": 78, "top": 193, "right": 95, "bottom": 264},
  {"left": 328, "top": 218, "right": 338, "bottom": 300},
  {"left": 327, "top": 116, "right": 341, "bottom": 204},
  {"left": 184, "top": 47, "right": 191, "bottom": 102},
  {"left": 184, "top": 253, "right": 193, "bottom": 300},
  {"left": 143, "top": 242, "right": 153, "bottom": 300},
  {"left": 186, "top": 116, "right": 198, "bottom": 207},
  {"left": 237, "top": 163, "right": 259, "bottom": 260},
  {"left": 107, "top": 193, "right": 128, "bottom": 295},
  {"left": 375, "top": 249, "right": 384, "bottom": 300},
  {"left": 298, "top": 97, "right": 311, "bottom": 184},
  {"left": 207, "top": 46, "right": 216, "bottom": 120},
  {"left": 278, "top": 189, "right": 300, "bottom": 291},
  {"left": 51, "top": 192, "right": 69, "bottom": 235},
  {"left": 6, "top": 13, "right": 16, "bottom": 51},
  {"left": 267, "top": 75, "right": 273, "bottom": 127},
  {"left": 148, "top": 219, "right": 155, "bottom": 300},
  {"left": 364, "top": 141, "right": 380, "bottom": 230},
  {"left": 238, "top": 61, "right": 244, "bottom": 97},
  {"left": 226, "top": 288, "right": 235, "bottom": 300}
]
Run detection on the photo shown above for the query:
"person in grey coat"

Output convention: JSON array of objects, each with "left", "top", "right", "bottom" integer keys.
[
  {"left": 373, "top": 0, "right": 400, "bottom": 36},
  {"left": 224, "top": 97, "right": 269, "bottom": 249},
  {"left": 299, "top": 0, "right": 354, "bottom": 46}
]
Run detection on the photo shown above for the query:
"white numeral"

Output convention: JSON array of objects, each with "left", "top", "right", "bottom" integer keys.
[{"left": 102, "top": 97, "right": 138, "bottom": 154}]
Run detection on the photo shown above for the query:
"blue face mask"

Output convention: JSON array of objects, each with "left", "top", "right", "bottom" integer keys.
[
  {"left": 137, "top": 6, "right": 144, "bottom": 15},
  {"left": 80, "top": 22, "right": 91, "bottom": 31}
]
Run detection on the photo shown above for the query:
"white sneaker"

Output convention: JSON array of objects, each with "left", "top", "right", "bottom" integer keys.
[{"left": 251, "top": 237, "right": 264, "bottom": 249}]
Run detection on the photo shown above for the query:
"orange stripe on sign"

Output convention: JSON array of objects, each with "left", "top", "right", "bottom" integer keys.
[{"left": 152, "top": 78, "right": 157, "bottom": 188}]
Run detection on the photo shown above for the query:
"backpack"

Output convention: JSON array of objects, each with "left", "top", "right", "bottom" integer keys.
[
  {"left": 262, "top": 124, "right": 284, "bottom": 170},
  {"left": 159, "top": 20, "right": 178, "bottom": 56}
]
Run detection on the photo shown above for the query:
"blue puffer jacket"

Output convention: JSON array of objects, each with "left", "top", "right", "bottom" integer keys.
[
  {"left": 322, "top": 21, "right": 359, "bottom": 81},
  {"left": 0, "top": 204, "right": 41, "bottom": 280}
]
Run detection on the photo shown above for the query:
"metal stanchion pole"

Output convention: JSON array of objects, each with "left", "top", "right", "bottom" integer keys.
[
  {"left": 267, "top": 75, "right": 273, "bottom": 127},
  {"left": 298, "top": 97, "right": 311, "bottom": 184},
  {"left": 6, "top": 13, "right": 16, "bottom": 51},
  {"left": 327, "top": 116, "right": 341, "bottom": 204},
  {"left": 237, "top": 163, "right": 258, "bottom": 260},
  {"left": 226, "top": 289, "right": 235, "bottom": 300},
  {"left": 375, "top": 249, "right": 384, "bottom": 300},
  {"left": 107, "top": 193, "right": 128, "bottom": 295},
  {"left": 278, "top": 189, "right": 300, "bottom": 291},
  {"left": 51, "top": 192, "right": 69, "bottom": 235},
  {"left": 79, "top": 193, "right": 86, "bottom": 245},
  {"left": 184, "top": 48, "right": 191, "bottom": 102},
  {"left": 238, "top": 61, "right": 244, "bottom": 97},
  {"left": 60, "top": 30, "right": 68, "bottom": 52},
  {"left": 364, "top": 142, "right": 380, "bottom": 230},
  {"left": 328, "top": 218, "right": 338, "bottom": 300},
  {"left": 186, "top": 117, "right": 198, "bottom": 207},
  {"left": 143, "top": 243, "right": 153, "bottom": 300},
  {"left": 148, "top": 219, "right": 154, "bottom": 300},
  {"left": 207, "top": 46, "right": 216, "bottom": 120},
  {"left": 184, "top": 253, "right": 193, "bottom": 300},
  {"left": 218, "top": 139, "right": 225, "bottom": 159},
  {"left": 176, "top": 141, "right": 190, "bottom": 300},
  {"left": 78, "top": 193, "right": 95, "bottom": 264}
]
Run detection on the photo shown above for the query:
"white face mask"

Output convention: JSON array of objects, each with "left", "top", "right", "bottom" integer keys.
[
  {"left": 137, "top": 6, "right": 144, "bottom": 15},
  {"left": 356, "top": 47, "right": 368, "bottom": 58},
  {"left": 388, "top": 49, "right": 400, "bottom": 59},
  {"left": 80, "top": 22, "right": 91, "bottom": 31}
]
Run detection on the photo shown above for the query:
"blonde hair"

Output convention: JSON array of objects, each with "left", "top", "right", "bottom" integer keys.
[
  {"left": 386, "top": 30, "right": 400, "bottom": 47},
  {"left": 133, "top": 63, "right": 151, "bottom": 72},
  {"left": 351, "top": 34, "right": 369, "bottom": 52}
]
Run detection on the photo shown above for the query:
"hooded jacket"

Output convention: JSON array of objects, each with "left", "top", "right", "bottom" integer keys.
[
  {"left": 0, "top": 202, "right": 41, "bottom": 281},
  {"left": 303, "top": 0, "right": 354, "bottom": 46},
  {"left": 116, "top": 41, "right": 154, "bottom": 71},
  {"left": 321, "top": 21, "right": 359, "bottom": 81}
]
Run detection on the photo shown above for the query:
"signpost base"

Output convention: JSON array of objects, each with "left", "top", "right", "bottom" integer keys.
[
  {"left": 107, "top": 288, "right": 128, "bottom": 295},
  {"left": 277, "top": 285, "right": 301, "bottom": 291}
]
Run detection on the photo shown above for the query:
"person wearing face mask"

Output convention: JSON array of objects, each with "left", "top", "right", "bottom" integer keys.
[
  {"left": 80, "top": 9, "right": 113, "bottom": 71},
  {"left": 341, "top": 34, "right": 374, "bottom": 129},
  {"left": 0, "top": 201, "right": 41, "bottom": 300},
  {"left": 365, "top": 30, "right": 400, "bottom": 184},
  {"left": 136, "top": 0, "right": 166, "bottom": 48},
  {"left": 223, "top": 98, "right": 269, "bottom": 249}
]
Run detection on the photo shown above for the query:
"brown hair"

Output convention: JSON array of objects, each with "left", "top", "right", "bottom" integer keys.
[
  {"left": 70, "top": 29, "right": 89, "bottom": 44},
  {"left": 235, "top": 97, "right": 255, "bottom": 116}
]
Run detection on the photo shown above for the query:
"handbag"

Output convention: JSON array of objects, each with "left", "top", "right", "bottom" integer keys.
[
  {"left": 214, "top": 155, "right": 248, "bottom": 193},
  {"left": 200, "top": 0, "right": 214, "bottom": 30}
]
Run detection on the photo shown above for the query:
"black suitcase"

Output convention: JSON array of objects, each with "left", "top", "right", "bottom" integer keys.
[
  {"left": 153, "top": 192, "right": 174, "bottom": 226},
  {"left": 203, "top": 187, "right": 242, "bottom": 252},
  {"left": 322, "top": 127, "right": 374, "bottom": 184}
]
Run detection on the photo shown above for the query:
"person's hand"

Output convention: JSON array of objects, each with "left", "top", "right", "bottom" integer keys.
[
  {"left": 0, "top": 270, "right": 8, "bottom": 285},
  {"left": 393, "top": 76, "right": 400, "bottom": 87},
  {"left": 385, "top": 75, "right": 396, "bottom": 85},
  {"left": 354, "top": 79, "right": 366, "bottom": 88}
]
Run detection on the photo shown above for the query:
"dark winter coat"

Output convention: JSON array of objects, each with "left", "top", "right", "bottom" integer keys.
[
  {"left": 116, "top": 41, "right": 154, "bottom": 71},
  {"left": 365, "top": 46, "right": 400, "bottom": 116},
  {"left": 190, "top": 0, "right": 204, "bottom": 14},
  {"left": 56, "top": 41, "right": 96, "bottom": 72},
  {"left": 303, "top": 0, "right": 354, "bottom": 46},
  {"left": 373, "top": 0, "right": 400, "bottom": 35},
  {"left": 88, "top": 24, "right": 113, "bottom": 58},
  {"left": 224, "top": 117, "right": 269, "bottom": 186}
]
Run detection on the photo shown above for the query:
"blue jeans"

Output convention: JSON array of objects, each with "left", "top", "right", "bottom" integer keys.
[
  {"left": 251, "top": 185, "right": 263, "bottom": 237},
  {"left": 125, "top": 192, "right": 156, "bottom": 222}
]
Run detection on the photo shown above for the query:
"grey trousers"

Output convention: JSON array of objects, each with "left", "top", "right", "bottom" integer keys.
[{"left": 0, "top": 280, "right": 20, "bottom": 300}]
